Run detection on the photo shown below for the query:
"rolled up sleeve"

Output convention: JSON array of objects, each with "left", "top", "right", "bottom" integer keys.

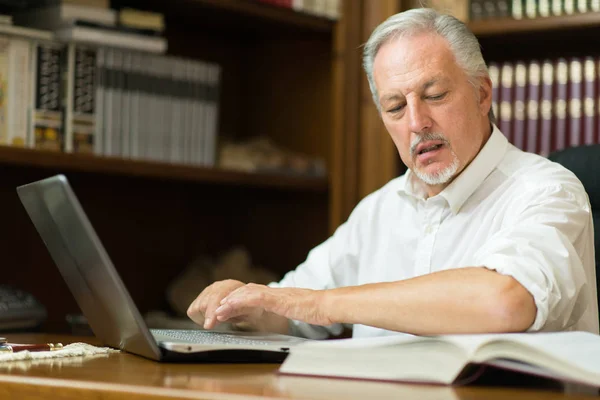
[{"left": 472, "top": 185, "right": 594, "bottom": 332}]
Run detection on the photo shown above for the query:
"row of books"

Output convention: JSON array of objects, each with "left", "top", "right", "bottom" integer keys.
[
  {"left": 0, "top": 29, "right": 221, "bottom": 167},
  {"left": 253, "top": 0, "right": 341, "bottom": 20},
  {"left": 470, "top": 0, "right": 600, "bottom": 21},
  {"left": 12, "top": 2, "right": 167, "bottom": 54},
  {"left": 488, "top": 57, "right": 600, "bottom": 157}
]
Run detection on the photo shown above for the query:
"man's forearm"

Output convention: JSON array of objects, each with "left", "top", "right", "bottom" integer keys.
[{"left": 322, "top": 267, "right": 536, "bottom": 335}]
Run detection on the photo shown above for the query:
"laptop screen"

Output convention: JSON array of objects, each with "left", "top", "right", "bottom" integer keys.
[{"left": 17, "top": 174, "right": 161, "bottom": 360}]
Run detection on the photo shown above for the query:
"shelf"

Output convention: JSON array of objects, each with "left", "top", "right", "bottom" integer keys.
[
  {"left": 469, "top": 12, "right": 600, "bottom": 36},
  {"left": 0, "top": 146, "right": 329, "bottom": 192},
  {"left": 112, "top": 0, "right": 335, "bottom": 35},
  {"left": 187, "top": 0, "right": 335, "bottom": 32}
]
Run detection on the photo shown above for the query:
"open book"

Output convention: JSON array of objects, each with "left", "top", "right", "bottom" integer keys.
[{"left": 278, "top": 331, "right": 600, "bottom": 387}]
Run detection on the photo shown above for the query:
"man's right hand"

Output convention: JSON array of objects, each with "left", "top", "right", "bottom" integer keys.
[{"left": 186, "top": 279, "right": 246, "bottom": 330}]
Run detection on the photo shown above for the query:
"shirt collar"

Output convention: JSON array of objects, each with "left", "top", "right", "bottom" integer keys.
[{"left": 397, "top": 124, "right": 508, "bottom": 214}]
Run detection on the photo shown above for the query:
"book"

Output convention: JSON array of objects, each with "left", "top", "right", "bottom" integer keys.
[
  {"left": 278, "top": 331, "right": 600, "bottom": 388},
  {"left": 13, "top": 3, "right": 117, "bottom": 30},
  {"left": 53, "top": 24, "right": 167, "bottom": 54}
]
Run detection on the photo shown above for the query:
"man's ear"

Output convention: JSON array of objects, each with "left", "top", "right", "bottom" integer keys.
[{"left": 478, "top": 76, "right": 493, "bottom": 116}]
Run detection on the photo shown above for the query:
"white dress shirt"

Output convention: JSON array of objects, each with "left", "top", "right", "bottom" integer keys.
[{"left": 269, "top": 125, "right": 599, "bottom": 339}]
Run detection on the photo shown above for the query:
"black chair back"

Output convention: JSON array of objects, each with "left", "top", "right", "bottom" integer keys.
[{"left": 548, "top": 144, "right": 600, "bottom": 313}]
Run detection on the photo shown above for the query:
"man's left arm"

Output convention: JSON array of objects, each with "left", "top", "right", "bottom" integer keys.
[
  {"left": 215, "top": 267, "right": 536, "bottom": 334},
  {"left": 215, "top": 184, "right": 594, "bottom": 335}
]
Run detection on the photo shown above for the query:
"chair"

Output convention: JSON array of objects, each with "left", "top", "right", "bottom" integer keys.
[{"left": 548, "top": 144, "right": 600, "bottom": 315}]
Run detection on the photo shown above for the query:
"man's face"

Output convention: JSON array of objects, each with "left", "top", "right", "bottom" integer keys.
[{"left": 373, "top": 32, "right": 492, "bottom": 193}]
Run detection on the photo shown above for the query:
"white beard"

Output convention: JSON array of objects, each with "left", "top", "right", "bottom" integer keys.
[
  {"left": 410, "top": 133, "right": 460, "bottom": 186},
  {"left": 413, "top": 151, "right": 459, "bottom": 185}
]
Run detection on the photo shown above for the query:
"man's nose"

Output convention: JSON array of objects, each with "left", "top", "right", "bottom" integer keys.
[{"left": 407, "top": 101, "right": 432, "bottom": 133}]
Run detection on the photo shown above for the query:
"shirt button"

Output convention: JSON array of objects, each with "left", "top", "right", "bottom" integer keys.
[{"left": 425, "top": 225, "right": 432, "bottom": 234}]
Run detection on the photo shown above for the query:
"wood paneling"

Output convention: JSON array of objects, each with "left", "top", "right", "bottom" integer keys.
[{"left": 358, "top": 0, "right": 401, "bottom": 199}]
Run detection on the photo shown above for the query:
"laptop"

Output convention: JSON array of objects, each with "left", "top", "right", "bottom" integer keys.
[{"left": 16, "top": 174, "right": 312, "bottom": 363}]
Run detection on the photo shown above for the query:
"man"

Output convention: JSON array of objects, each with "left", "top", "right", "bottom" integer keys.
[{"left": 187, "top": 8, "right": 599, "bottom": 339}]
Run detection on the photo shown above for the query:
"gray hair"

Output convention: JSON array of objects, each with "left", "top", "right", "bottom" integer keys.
[{"left": 362, "top": 8, "right": 495, "bottom": 123}]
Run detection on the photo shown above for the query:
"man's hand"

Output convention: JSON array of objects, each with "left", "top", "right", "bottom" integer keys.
[
  {"left": 186, "top": 279, "right": 246, "bottom": 329},
  {"left": 214, "top": 283, "right": 333, "bottom": 327}
]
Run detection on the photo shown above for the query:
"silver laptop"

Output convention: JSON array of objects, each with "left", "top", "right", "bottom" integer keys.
[{"left": 17, "top": 174, "right": 311, "bottom": 362}]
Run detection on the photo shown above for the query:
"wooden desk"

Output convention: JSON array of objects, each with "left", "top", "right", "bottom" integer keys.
[{"left": 0, "top": 334, "right": 597, "bottom": 400}]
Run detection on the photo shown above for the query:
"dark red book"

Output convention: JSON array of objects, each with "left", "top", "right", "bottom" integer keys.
[
  {"left": 582, "top": 57, "right": 596, "bottom": 146},
  {"left": 567, "top": 57, "right": 583, "bottom": 148},
  {"left": 512, "top": 61, "right": 528, "bottom": 150},
  {"left": 552, "top": 58, "right": 568, "bottom": 153},
  {"left": 499, "top": 62, "right": 514, "bottom": 142},
  {"left": 539, "top": 59, "right": 555, "bottom": 156},
  {"left": 525, "top": 61, "right": 541, "bottom": 154}
]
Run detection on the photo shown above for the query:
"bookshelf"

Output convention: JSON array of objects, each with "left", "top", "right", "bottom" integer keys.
[
  {"left": 0, "top": 0, "right": 362, "bottom": 333},
  {"left": 0, "top": 146, "right": 329, "bottom": 191},
  {"left": 469, "top": 11, "right": 600, "bottom": 36}
]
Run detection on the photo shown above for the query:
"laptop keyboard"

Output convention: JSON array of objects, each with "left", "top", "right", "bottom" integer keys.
[{"left": 150, "top": 329, "right": 274, "bottom": 346}]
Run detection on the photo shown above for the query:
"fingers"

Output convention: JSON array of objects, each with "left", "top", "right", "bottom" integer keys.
[
  {"left": 204, "top": 293, "right": 222, "bottom": 330},
  {"left": 214, "top": 284, "right": 267, "bottom": 322},
  {"left": 186, "top": 280, "right": 245, "bottom": 329}
]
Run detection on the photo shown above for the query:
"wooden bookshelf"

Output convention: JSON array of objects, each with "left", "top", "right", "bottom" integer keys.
[
  {"left": 114, "top": 0, "right": 335, "bottom": 34},
  {"left": 0, "top": 0, "right": 362, "bottom": 334},
  {"left": 469, "top": 12, "right": 600, "bottom": 36},
  {"left": 187, "top": 0, "right": 335, "bottom": 32},
  {"left": 0, "top": 146, "right": 328, "bottom": 192}
]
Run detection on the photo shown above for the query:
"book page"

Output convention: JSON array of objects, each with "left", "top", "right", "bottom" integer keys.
[
  {"left": 469, "top": 331, "right": 600, "bottom": 386},
  {"left": 292, "top": 332, "right": 421, "bottom": 349}
]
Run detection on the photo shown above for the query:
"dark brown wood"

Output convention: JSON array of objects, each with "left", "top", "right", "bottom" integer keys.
[
  {"left": 112, "top": 0, "right": 335, "bottom": 34},
  {"left": 0, "top": 333, "right": 595, "bottom": 400},
  {"left": 2, "top": 164, "right": 329, "bottom": 333},
  {"left": 0, "top": 146, "right": 327, "bottom": 192},
  {"left": 330, "top": 0, "right": 362, "bottom": 231},
  {"left": 470, "top": 12, "right": 600, "bottom": 36}
]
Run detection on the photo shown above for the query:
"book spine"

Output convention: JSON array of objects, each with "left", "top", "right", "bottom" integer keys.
[
  {"left": 499, "top": 62, "right": 514, "bottom": 142},
  {"left": 582, "top": 57, "right": 595, "bottom": 145},
  {"left": 103, "top": 47, "right": 113, "bottom": 156},
  {"left": 564, "top": 0, "right": 576, "bottom": 14},
  {"left": 33, "top": 41, "right": 64, "bottom": 151},
  {"left": 470, "top": 0, "right": 485, "bottom": 20},
  {"left": 482, "top": 1, "right": 497, "bottom": 18},
  {"left": 74, "top": 45, "right": 97, "bottom": 154},
  {"left": 94, "top": 46, "right": 104, "bottom": 156},
  {"left": 488, "top": 62, "right": 500, "bottom": 122},
  {"left": 553, "top": 58, "right": 568, "bottom": 152},
  {"left": 577, "top": 0, "right": 588, "bottom": 12},
  {"left": 525, "top": 0, "right": 537, "bottom": 17},
  {"left": 120, "top": 51, "right": 131, "bottom": 158},
  {"left": 7, "top": 37, "right": 31, "bottom": 147},
  {"left": 568, "top": 57, "right": 583, "bottom": 147},
  {"left": 512, "top": 0, "right": 524, "bottom": 18},
  {"left": 205, "top": 63, "right": 220, "bottom": 167},
  {"left": 62, "top": 43, "right": 75, "bottom": 153},
  {"left": 539, "top": 60, "right": 554, "bottom": 157},
  {"left": 513, "top": 61, "right": 527, "bottom": 150},
  {"left": 111, "top": 48, "right": 123, "bottom": 157},
  {"left": 551, "top": 0, "right": 564, "bottom": 15},
  {"left": 526, "top": 61, "right": 541, "bottom": 154},
  {"left": 129, "top": 51, "right": 140, "bottom": 160},
  {"left": 539, "top": 0, "right": 551, "bottom": 16}
]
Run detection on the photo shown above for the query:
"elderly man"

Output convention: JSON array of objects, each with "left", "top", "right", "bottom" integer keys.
[{"left": 187, "top": 8, "right": 599, "bottom": 339}]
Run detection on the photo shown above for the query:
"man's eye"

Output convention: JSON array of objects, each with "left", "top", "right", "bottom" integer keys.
[
  {"left": 427, "top": 93, "right": 447, "bottom": 100},
  {"left": 387, "top": 105, "right": 405, "bottom": 113}
]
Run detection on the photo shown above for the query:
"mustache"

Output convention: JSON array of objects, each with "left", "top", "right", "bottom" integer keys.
[{"left": 410, "top": 133, "right": 449, "bottom": 157}]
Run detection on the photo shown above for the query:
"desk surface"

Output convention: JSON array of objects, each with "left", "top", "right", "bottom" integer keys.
[{"left": 0, "top": 334, "right": 597, "bottom": 400}]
